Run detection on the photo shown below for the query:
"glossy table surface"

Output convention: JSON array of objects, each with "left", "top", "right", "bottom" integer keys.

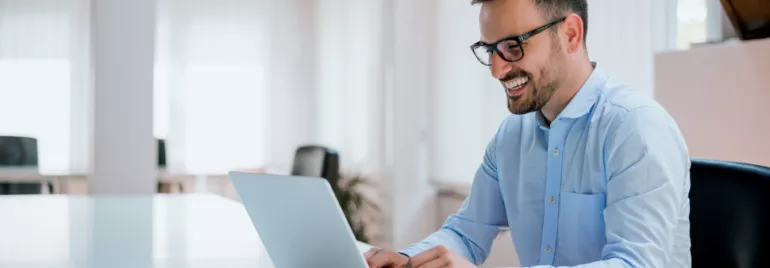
[{"left": 0, "top": 194, "right": 372, "bottom": 268}]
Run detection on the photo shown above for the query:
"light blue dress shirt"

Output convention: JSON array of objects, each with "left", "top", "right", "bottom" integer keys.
[{"left": 400, "top": 66, "right": 691, "bottom": 267}]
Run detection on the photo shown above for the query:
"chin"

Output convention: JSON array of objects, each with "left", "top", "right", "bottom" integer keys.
[{"left": 507, "top": 98, "right": 534, "bottom": 115}]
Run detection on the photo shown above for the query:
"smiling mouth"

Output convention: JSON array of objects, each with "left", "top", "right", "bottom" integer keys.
[{"left": 503, "top": 76, "right": 529, "bottom": 97}]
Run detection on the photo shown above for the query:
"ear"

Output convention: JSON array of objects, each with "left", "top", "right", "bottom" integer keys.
[{"left": 562, "top": 14, "right": 584, "bottom": 53}]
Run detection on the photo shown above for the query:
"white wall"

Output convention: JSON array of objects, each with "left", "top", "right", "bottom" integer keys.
[
  {"left": 655, "top": 38, "right": 770, "bottom": 166},
  {"left": 430, "top": 1, "right": 510, "bottom": 184},
  {"left": 308, "top": 0, "right": 439, "bottom": 249},
  {"left": 585, "top": 0, "right": 673, "bottom": 95},
  {"left": 314, "top": 0, "right": 386, "bottom": 175},
  {"left": 383, "top": 0, "right": 438, "bottom": 250},
  {"left": 265, "top": 0, "right": 318, "bottom": 172}
]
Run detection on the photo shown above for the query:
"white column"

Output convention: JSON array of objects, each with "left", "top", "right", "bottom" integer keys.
[
  {"left": 69, "top": 0, "right": 91, "bottom": 174},
  {"left": 586, "top": 0, "right": 660, "bottom": 95},
  {"left": 90, "top": 0, "right": 157, "bottom": 194}
]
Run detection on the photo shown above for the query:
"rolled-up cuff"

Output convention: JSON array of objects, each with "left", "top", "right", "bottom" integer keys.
[{"left": 398, "top": 245, "right": 428, "bottom": 258}]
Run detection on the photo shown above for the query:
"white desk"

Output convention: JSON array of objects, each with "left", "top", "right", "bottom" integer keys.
[{"left": 0, "top": 194, "right": 373, "bottom": 267}]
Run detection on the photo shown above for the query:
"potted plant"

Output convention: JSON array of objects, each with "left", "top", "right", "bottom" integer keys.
[{"left": 332, "top": 172, "right": 381, "bottom": 244}]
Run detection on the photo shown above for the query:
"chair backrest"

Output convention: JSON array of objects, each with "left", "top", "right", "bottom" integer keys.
[
  {"left": 290, "top": 145, "right": 340, "bottom": 184},
  {"left": 157, "top": 139, "right": 167, "bottom": 168},
  {"left": 0, "top": 136, "right": 38, "bottom": 166},
  {"left": 690, "top": 158, "right": 770, "bottom": 268},
  {"left": 0, "top": 136, "right": 42, "bottom": 194}
]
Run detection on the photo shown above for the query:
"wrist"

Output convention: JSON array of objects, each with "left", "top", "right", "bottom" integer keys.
[{"left": 399, "top": 252, "right": 412, "bottom": 268}]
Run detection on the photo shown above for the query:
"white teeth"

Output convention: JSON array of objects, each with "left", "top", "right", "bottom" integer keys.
[{"left": 504, "top": 77, "right": 529, "bottom": 89}]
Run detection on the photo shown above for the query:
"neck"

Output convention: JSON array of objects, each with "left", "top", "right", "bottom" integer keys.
[{"left": 541, "top": 60, "right": 594, "bottom": 123}]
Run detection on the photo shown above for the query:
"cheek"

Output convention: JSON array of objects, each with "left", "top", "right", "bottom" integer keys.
[
  {"left": 529, "top": 57, "right": 556, "bottom": 83},
  {"left": 516, "top": 54, "right": 546, "bottom": 78},
  {"left": 521, "top": 44, "right": 556, "bottom": 73}
]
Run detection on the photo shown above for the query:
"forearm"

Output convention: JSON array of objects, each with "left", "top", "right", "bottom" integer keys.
[
  {"left": 399, "top": 227, "right": 474, "bottom": 261},
  {"left": 399, "top": 215, "right": 500, "bottom": 265}
]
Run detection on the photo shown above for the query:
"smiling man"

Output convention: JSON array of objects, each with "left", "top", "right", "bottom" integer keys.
[{"left": 364, "top": 0, "right": 691, "bottom": 267}]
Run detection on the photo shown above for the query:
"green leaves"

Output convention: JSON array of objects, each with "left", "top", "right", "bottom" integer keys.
[{"left": 332, "top": 173, "right": 380, "bottom": 243}]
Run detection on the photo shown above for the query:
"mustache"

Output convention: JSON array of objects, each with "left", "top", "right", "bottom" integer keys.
[{"left": 500, "top": 71, "right": 530, "bottom": 82}]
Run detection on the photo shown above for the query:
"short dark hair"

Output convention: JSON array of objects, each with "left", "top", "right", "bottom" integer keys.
[{"left": 472, "top": 0, "right": 588, "bottom": 41}]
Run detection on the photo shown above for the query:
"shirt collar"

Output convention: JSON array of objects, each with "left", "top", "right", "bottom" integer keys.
[
  {"left": 556, "top": 62, "right": 608, "bottom": 119},
  {"left": 535, "top": 109, "right": 549, "bottom": 130},
  {"left": 534, "top": 62, "right": 607, "bottom": 129}
]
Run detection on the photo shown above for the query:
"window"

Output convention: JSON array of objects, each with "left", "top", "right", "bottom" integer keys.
[
  {"left": 0, "top": 0, "right": 88, "bottom": 172},
  {"left": 0, "top": 59, "right": 70, "bottom": 171},
  {"left": 677, "top": 0, "right": 709, "bottom": 49},
  {"left": 154, "top": 0, "right": 267, "bottom": 174}
]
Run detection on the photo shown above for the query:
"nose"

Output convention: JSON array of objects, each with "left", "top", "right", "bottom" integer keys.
[{"left": 489, "top": 52, "right": 512, "bottom": 80}]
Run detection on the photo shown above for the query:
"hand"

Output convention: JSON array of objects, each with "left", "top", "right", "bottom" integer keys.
[
  {"left": 409, "top": 245, "right": 477, "bottom": 268},
  {"left": 364, "top": 247, "right": 410, "bottom": 268}
]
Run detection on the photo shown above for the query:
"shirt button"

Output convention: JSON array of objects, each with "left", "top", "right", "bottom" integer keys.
[
  {"left": 552, "top": 149, "right": 560, "bottom": 156},
  {"left": 545, "top": 246, "right": 552, "bottom": 253},
  {"left": 549, "top": 196, "right": 557, "bottom": 204}
]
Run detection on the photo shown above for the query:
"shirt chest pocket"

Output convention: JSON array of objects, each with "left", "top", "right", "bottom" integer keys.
[{"left": 556, "top": 192, "right": 607, "bottom": 265}]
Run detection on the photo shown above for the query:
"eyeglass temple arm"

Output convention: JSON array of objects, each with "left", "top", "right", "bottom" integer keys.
[{"left": 520, "top": 17, "right": 566, "bottom": 42}]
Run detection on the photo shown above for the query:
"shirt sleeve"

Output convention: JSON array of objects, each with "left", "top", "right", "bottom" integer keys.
[
  {"left": 399, "top": 129, "right": 509, "bottom": 265},
  {"left": 524, "top": 106, "right": 691, "bottom": 268}
]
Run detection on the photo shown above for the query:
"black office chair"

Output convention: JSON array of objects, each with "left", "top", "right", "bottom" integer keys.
[
  {"left": 290, "top": 145, "right": 340, "bottom": 189},
  {"left": 0, "top": 136, "right": 51, "bottom": 195},
  {"left": 690, "top": 158, "right": 770, "bottom": 268},
  {"left": 156, "top": 139, "right": 183, "bottom": 193},
  {"left": 158, "top": 139, "right": 167, "bottom": 168}
]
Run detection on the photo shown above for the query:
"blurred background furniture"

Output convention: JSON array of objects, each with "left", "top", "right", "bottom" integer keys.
[
  {"left": 290, "top": 145, "right": 339, "bottom": 186},
  {"left": 689, "top": 158, "right": 770, "bottom": 268},
  {"left": 720, "top": 0, "right": 770, "bottom": 40},
  {"left": 158, "top": 138, "right": 167, "bottom": 168},
  {"left": 156, "top": 139, "right": 184, "bottom": 193},
  {"left": 0, "top": 136, "right": 52, "bottom": 195}
]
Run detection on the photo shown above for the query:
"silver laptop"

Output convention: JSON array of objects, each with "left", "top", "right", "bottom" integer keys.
[{"left": 229, "top": 171, "right": 369, "bottom": 268}]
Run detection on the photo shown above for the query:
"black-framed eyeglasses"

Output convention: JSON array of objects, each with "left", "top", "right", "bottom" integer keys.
[{"left": 470, "top": 17, "right": 566, "bottom": 66}]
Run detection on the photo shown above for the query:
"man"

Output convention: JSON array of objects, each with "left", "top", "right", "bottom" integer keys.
[{"left": 365, "top": 0, "right": 691, "bottom": 267}]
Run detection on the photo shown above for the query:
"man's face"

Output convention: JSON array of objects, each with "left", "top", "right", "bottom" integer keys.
[{"left": 479, "top": 0, "right": 567, "bottom": 115}]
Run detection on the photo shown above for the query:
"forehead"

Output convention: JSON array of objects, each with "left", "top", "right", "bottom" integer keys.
[{"left": 479, "top": 0, "right": 545, "bottom": 43}]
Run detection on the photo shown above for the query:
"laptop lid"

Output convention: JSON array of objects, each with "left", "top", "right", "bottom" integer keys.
[{"left": 229, "top": 171, "right": 369, "bottom": 268}]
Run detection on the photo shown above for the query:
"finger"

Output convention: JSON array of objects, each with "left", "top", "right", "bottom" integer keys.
[
  {"left": 364, "top": 248, "right": 379, "bottom": 259},
  {"left": 413, "top": 256, "right": 450, "bottom": 268},
  {"left": 366, "top": 250, "right": 395, "bottom": 268},
  {"left": 409, "top": 245, "right": 448, "bottom": 267}
]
